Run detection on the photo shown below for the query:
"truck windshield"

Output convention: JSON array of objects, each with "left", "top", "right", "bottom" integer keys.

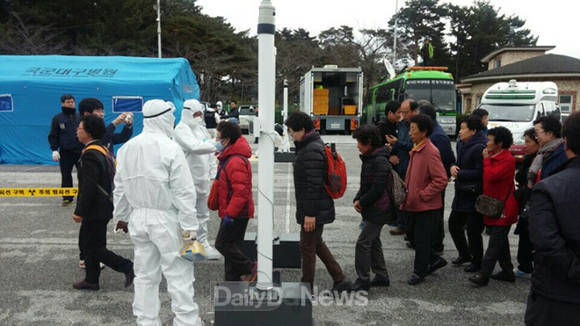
[
  {"left": 405, "top": 79, "right": 456, "bottom": 113},
  {"left": 480, "top": 103, "right": 536, "bottom": 122}
]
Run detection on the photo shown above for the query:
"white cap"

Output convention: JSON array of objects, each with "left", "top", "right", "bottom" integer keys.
[{"left": 183, "top": 99, "right": 204, "bottom": 115}]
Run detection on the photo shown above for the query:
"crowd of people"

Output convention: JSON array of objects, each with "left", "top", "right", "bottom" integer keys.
[{"left": 47, "top": 93, "right": 580, "bottom": 325}]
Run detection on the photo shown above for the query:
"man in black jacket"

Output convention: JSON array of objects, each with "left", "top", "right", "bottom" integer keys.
[
  {"left": 72, "top": 114, "right": 134, "bottom": 290},
  {"left": 76, "top": 98, "right": 133, "bottom": 269},
  {"left": 377, "top": 101, "right": 400, "bottom": 146},
  {"left": 285, "top": 112, "right": 351, "bottom": 293},
  {"left": 48, "top": 94, "right": 81, "bottom": 206},
  {"left": 526, "top": 111, "right": 580, "bottom": 325},
  {"left": 78, "top": 98, "right": 133, "bottom": 153}
]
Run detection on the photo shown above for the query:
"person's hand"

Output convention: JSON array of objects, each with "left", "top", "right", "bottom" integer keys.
[
  {"left": 115, "top": 221, "right": 128, "bottom": 233},
  {"left": 113, "top": 113, "right": 127, "bottom": 126},
  {"left": 354, "top": 200, "right": 362, "bottom": 213},
  {"left": 386, "top": 143, "right": 392, "bottom": 152},
  {"left": 389, "top": 155, "right": 400, "bottom": 165},
  {"left": 52, "top": 151, "right": 60, "bottom": 162},
  {"left": 223, "top": 215, "right": 234, "bottom": 228},
  {"left": 303, "top": 216, "right": 316, "bottom": 232},
  {"left": 72, "top": 214, "right": 82, "bottom": 223},
  {"left": 482, "top": 148, "right": 490, "bottom": 159},
  {"left": 386, "top": 135, "right": 398, "bottom": 145},
  {"left": 182, "top": 229, "right": 197, "bottom": 241},
  {"left": 125, "top": 113, "right": 133, "bottom": 126},
  {"left": 450, "top": 165, "right": 460, "bottom": 178}
]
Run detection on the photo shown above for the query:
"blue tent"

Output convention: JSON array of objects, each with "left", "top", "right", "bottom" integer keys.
[{"left": 0, "top": 55, "right": 200, "bottom": 164}]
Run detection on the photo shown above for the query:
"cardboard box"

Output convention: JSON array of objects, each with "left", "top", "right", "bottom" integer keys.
[{"left": 344, "top": 105, "right": 357, "bottom": 115}]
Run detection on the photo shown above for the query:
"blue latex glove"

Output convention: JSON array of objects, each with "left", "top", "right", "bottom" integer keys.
[{"left": 223, "top": 215, "right": 234, "bottom": 228}]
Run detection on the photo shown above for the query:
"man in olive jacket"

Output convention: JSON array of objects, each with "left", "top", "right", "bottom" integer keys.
[
  {"left": 72, "top": 114, "right": 133, "bottom": 290},
  {"left": 526, "top": 111, "right": 580, "bottom": 325},
  {"left": 285, "top": 112, "right": 351, "bottom": 293}
]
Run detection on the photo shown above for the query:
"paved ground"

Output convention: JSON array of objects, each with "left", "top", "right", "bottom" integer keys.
[{"left": 0, "top": 135, "right": 530, "bottom": 325}]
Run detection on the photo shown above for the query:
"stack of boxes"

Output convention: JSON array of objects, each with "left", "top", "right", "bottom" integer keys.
[{"left": 313, "top": 88, "right": 329, "bottom": 115}]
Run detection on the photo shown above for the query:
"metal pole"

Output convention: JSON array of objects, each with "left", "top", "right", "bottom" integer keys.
[
  {"left": 393, "top": 0, "right": 398, "bottom": 64},
  {"left": 157, "top": 0, "right": 162, "bottom": 58},
  {"left": 283, "top": 78, "right": 288, "bottom": 123},
  {"left": 257, "top": 0, "right": 276, "bottom": 290}
]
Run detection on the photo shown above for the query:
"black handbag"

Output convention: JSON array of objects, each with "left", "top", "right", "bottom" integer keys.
[{"left": 475, "top": 183, "right": 512, "bottom": 219}]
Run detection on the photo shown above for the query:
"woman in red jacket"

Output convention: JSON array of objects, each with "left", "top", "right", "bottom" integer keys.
[
  {"left": 212, "top": 121, "right": 256, "bottom": 282},
  {"left": 469, "top": 126, "right": 519, "bottom": 286}
]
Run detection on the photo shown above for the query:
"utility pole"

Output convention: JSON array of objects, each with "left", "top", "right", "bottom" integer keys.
[
  {"left": 393, "top": 0, "right": 398, "bottom": 65},
  {"left": 157, "top": 0, "right": 162, "bottom": 58}
]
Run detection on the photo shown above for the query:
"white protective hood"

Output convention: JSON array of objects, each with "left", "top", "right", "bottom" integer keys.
[{"left": 142, "top": 99, "right": 176, "bottom": 138}]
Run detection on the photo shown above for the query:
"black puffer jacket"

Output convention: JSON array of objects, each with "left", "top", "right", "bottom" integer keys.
[
  {"left": 354, "top": 147, "right": 393, "bottom": 225},
  {"left": 451, "top": 131, "right": 487, "bottom": 213},
  {"left": 529, "top": 157, "right": 580, "bottom": 304},
  {"left": 293, "top": 131, "right": 334, "bottom": 225},
  {"left": 74, "top": 140, "right": 114, "bottom": 222}
]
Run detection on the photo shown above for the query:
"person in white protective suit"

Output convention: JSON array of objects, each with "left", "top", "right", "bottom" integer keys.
[
  {"left": 113, "top": 99, "right": 202, "bottom": 326},
  {"left": 174, "top": 98, "right": 222, "bottom": 260}
]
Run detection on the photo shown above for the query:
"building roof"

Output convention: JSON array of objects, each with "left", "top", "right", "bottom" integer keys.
[
  {"left": 480, "top": 46, "right": 556, "bottom": 63},
  {"left": 462, "top": 54, "right": 580, "bottom": 83}
]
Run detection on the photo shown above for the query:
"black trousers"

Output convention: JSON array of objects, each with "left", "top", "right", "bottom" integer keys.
[
  {"left": 409, "top": 210, "right": 441, "bottom": 277},
  {"left": 396, "top": 208, "right": 407, "bottom": 230},
  {"left": 214, "top": 218, "right": 254, "bottom": 281},
  {"left": 480, "top": 225, "right": 513, "bottom": 276},
  {"left": 516, "top": 218, "right": 534, "bottom": 273},
  {"left": 80, "top": 219, "right": 133, "bottom": 284},
  {"left": 355, "top": 221, "right": 389, "bottom": 283},
  {"left": 448, "top": 210, "right": 484, "bottom": 266},
  {"left": 434, "top": 191, "right": 446, "bottom": 251},
  {"left": 525, "top": 290, "right": 580, "bottom": 326},
  {"left": 59, "top": 149, "right": 80, "bottom": 200}
]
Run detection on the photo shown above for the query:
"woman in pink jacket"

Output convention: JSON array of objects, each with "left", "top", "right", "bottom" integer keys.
[
  {"left": 402, "top": 114, "right": 449, "bottom": 285},
  {"left": 469, "top": 126, "right": 519, "bottom": 287}
]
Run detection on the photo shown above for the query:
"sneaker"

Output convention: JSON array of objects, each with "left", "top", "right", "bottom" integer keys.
[
  {"left": 514, "top": 268, "right": 532, "bottom": 279},
  {"left": 332, "top": 279, "right": 353, "bottom": 293},
  {"left": 351, "top": 279, "right": 370, "bottom": 292},
  {"left": 203, "top": 242, "right": 222, "bottom": 260},
  {"left": 370, "top": 275, "right": 390, "bottom": 287},
  {"left": 73, "top": 280, "right": 99, "bottom": 291},
  {"left": 407, "top": 273, "right": 424, "bottom": 286},
  {"left": 468, "top": 272, "right": 489, "bottom": 287},
  {"left": 428, "top": 257, "right": 448, "bottom": 274},
  {"left": 490, "top": 270, "right": 515, "bottom": 283},
  {"left": 62, "top": 199, "right": 74, "bottom": 207},
  {"left": 389, "top": 227, "right": 406, "bottom": 235},
  {"left": 452, "top": 256, "right": 472, "bottom": 266}
]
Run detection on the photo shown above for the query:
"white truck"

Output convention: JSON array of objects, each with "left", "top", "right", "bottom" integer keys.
[
  {"left": 479, "top": 79, "right": 560, "bottom": 161},
  {"left": 299, "top": 65, "right": 363, "bottom": 134}
]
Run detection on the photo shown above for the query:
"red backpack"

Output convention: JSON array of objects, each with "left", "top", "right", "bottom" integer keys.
[{"left": 324, "top": 143, "right": 347, "bottom": 199}]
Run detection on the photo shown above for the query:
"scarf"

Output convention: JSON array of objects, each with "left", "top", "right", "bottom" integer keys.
[{"left": 528, "top": 138, "right": 563, "bottom": 187}]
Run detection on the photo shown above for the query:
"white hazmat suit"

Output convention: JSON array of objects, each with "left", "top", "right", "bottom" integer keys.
[
  {"left": 113, "top": 99, "right": 202, "bottom": 326},
  {"left": 174, "top": 99, "right": 221, "bottom": 260}
]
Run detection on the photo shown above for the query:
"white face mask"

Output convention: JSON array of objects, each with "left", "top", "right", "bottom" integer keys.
[{"left": 192, "top": 116, "right": 203, "bottom": 125}]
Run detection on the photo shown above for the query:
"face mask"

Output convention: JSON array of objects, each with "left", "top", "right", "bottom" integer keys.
[
  {"left": 215, "top": 140, "right": 225, "bottom": 152},
  {"left": 192, "top": 116, "right": 203, "bottom": 125}
]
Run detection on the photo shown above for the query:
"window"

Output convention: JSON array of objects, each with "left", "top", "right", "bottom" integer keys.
[
  {"left": 0, "top": 94, "right": 13, "bottom": 112},
  {"left": 112, "top": 96, "right": 143, "bottom": 113},
  {"left": 494, "top": 59, "right": 501, "bottom": 69},
  {"left": 559, "top": 95, "right": 573, "bottom": 113}
]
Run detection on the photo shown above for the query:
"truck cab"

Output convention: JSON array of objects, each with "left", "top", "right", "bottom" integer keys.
[{"left": 479, "top": 79, "right": 560, "bottom": 161}]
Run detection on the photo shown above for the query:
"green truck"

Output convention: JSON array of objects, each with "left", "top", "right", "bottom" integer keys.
[{"left": 363, "top": 66, "right": 457, "bottom": 136}]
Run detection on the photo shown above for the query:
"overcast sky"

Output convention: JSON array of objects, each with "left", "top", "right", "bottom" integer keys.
[{"left": 196, "top": 0, "right": 580, "bottom": 59}]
